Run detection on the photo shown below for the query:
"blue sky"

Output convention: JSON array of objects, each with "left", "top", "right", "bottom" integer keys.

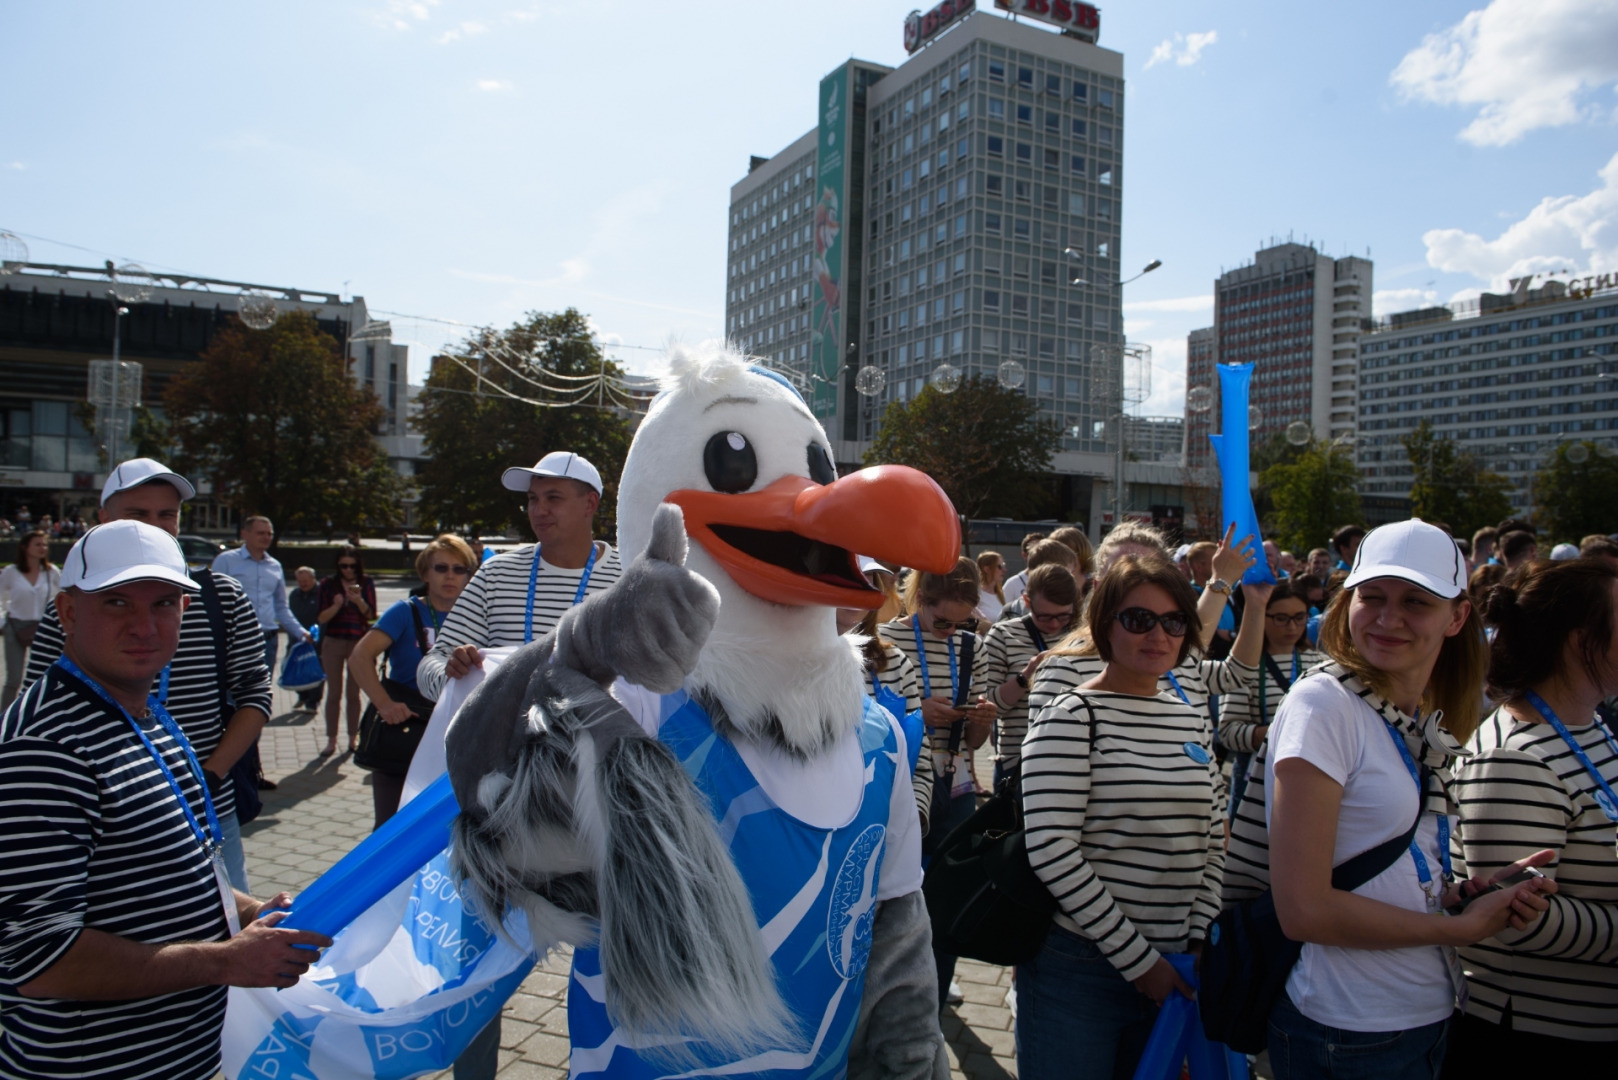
[{"left": 4, "top": 0, "right": 1616, "bottom": 417}]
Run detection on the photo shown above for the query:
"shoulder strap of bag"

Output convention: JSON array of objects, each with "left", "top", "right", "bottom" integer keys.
[
  {"left": 407, "top": 597, "right": 430, "bottom": 653},
  {"left": 191, "top": 568, "right": 232, "bottom": 720},
  {"left": 1329, "top": 765, "right": 1429, "bottom": 893},
  {"left": 1263, "top": 652, "right": 1292, "bottom": 693}
]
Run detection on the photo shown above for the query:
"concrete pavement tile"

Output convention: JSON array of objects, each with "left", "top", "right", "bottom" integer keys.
[
  {"left": 939, "top": 1012, "right": 965, "bottom": 1039},
  {"left": 514, "top": 1030, "right": 572, "bottom": 1067},
  {"left": 519, "top": 970, "right": 570, "bottom": 1000},
  {"left": 969, "top": 1026, "right": 1015, "bottom": 1057},
  {"left": 499, "top": 1017, "right": 539, "bottom": 1048},
  {"left": 961, "top": 1051, "right": 1014, "bottom": 1080},
  {"left": 954, "top": 1002, "right": 1013, "bottom": 1031},
  {"left": 503, "top": 992, "right": 556, "bottom": 1024},
  {"left": 496, "top": 1061, "right": 566, "bottom": 1080},
  {"left": 957, "top": 979, "right": 1005, "bottom": 1005}
]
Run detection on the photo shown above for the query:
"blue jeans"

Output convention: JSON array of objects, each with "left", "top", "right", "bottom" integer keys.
[
  {"left": 217, "top": 809, "right": 250, "bottom": 893},
  {"left": 263, "top": 629, "right": 279, "bottom": 672},
  {"left": 1015, "top": 926, "right": 1158, "bottom": 1080},
  {"left": 1269, "top": 991, "right": 1449, "bottom": 1080}
]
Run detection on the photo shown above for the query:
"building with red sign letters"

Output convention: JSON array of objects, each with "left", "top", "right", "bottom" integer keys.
[{"left": 725, "top": 3, "right": 1133, "bottom": 528}]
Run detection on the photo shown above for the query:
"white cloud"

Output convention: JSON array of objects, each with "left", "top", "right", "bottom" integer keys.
[
  {"left": 1372, "top": 287, "right": 1440, "bottom": 316},
  {"left": 6, "top": 162, "right": 23, "bottom": 171},
  {"left": 1144, "top": 31, "right": 1218, "bottom": 70},
  {"left": 437, "top": 20, "right": 488, "bottom": 43},
  {"left": 1390, "top": 0, "right": 1618, "bottom": 146},
  {"left": 475, "top": 79, "right": 514, "bottom": 92},
  {"left": 1122, "top": 294, "right": 1213, "bottom": 313},
  {"left": 1136, "top": 336, "right": 1190, "bottom": 418},
  {"left": 1422, "top": 150, "right": 1618, "bottom": 289},
  {"left": 373, "top": 0, "right": 438, "bottom": 31}
]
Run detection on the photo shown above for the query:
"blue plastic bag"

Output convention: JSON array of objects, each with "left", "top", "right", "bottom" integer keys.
[
  {"left": 280, "top": 637, "right": 326, "bottom": 691},
  {"left": 1133, "top": 954, "right": 1250, "bottom": 1080}
]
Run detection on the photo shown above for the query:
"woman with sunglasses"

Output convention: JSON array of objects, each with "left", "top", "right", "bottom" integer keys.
[
  {"left": 1263, "top": 520, "right": 1555, "bottom": 1078},
  {"left": 883, "top": 555, "right": 997, "bottom": 1009},
  {"left": 1018, "top": 554, "right": 1225, "bottom": 1079},
  {"left": 349, "top": 535, "right": 478, "bottom": 826},
  {"left": 1437, "top": 558, "right": 1618, "bottom": 1071},
  {"left": 316, "top": 545, "right": 378, "bottom": 757}
]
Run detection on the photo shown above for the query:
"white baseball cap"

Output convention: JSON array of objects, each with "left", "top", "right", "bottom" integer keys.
[
  {"left": 1343, "top": 519, "right": 1468, "bottom": 599},
  {"left": 1551, "top": 542, "right": 1580, "bottom": 561},
  {"left": 501, "top": 451, "right": 604, "bottom": 495},
  {"left": 1173, "top": 544, "right": 1192, "bottom": 561},
  {"left": 61, "top": 520, "right": 201, "bottom": 594},
  {"left": 101, "top": 457, "right": 197, "bottom": 505}
]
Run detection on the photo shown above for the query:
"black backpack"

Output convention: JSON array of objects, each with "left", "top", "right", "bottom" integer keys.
[{"left": 1198, "top": 774, "right": 1426, "bottom": 1052}]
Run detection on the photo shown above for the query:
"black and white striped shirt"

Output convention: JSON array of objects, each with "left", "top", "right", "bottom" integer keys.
[
  {"left": 0, "top": 667, "right": 231, "bottom": 1080},
  {"left": 983, "top": 615, "right": 1051, "bottom": 769},
  {"left": 1452, "top": 707, "right": 1618, "bottom": 1042},
  {"left": 23, "top": 572, "right": 272, "bottom": 821},
  {"left": 881, "top": 616, "right": 991, "bottom": 794},
  {"left": 417, "top": 542, "right": 622, "bottom": 701},
  {"left": 864, "top": 640, "right": 932, "bottom": 829},
  {"left": 1028, "top": 649, "right": 1257, "bottom": 722},
  {"left": 1023, "top": 688, "right": 1226, "bottom": 981}
]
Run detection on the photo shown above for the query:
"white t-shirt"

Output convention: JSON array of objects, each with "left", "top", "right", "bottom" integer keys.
[
  {"left": 977, "top": 588, "right": 1004, "bottom": 621},
  {"left": 613, "top": 680, "right": 923, "bottom": 901},
  {"left": 1264, "top": 674, "right": 1454, "bottom": 1032}
]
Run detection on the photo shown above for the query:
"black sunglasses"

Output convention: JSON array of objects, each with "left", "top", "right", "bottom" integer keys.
[
  {"left": 430, "top": 563, "right": 471, "bottom": 576},
  {"left": 337, "top": 561, "right": 358, "bottom": 570},
  {"left": 1116, "top": 607, "right": 1189, "bottom": 637}
]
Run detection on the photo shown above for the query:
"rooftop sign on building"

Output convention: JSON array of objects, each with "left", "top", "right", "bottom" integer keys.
[
  {"left": 993, "top": 0, "right": 1100, "bottom": 43},
  {"left": 904, "top": 0, "right": 975, "bottom": 54}
]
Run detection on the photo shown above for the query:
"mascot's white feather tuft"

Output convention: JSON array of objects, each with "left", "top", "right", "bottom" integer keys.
[{"left": 662, "top": 339, "right": 752, "bottom": 395}]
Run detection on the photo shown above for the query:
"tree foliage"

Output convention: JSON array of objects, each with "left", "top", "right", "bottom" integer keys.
[
  {"left": 413, "top": 309, "right": 633, "bottom": 539},
  {"left": 1401, "top": 420, "right": 1514, "bottom": 538},
  {"left": 164, "top": 311, "right": 408, "bottom": 533},
  {"left": 863, "top": 375, "right": 1061, "bottom": 520},
  {"left": 1533, "top": 440, "right": 1618, "bottom": 542},
  {"left": 1259, "top": 439, "right": 1363, "bottom": 554}
]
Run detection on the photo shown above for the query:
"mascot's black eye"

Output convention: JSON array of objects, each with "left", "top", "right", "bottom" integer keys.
[
  {"left": 807, "top": 444, "right": 837, "bottom": 485},
  {"left": 704, "top": 431, "right": 758, "bottom": 493}
]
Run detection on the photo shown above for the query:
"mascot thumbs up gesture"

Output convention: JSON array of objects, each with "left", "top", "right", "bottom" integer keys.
[{"left": 447, "top": 344, "right": 959, "bottom": 1079}]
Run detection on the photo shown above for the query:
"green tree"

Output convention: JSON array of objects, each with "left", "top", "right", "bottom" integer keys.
[
  {"left": 1533, "top": 440, "right": 1618, "bottom": 541},
  {"left": 414, "top": 309, "right": 633, "bottom": 539},
  {"left": 864, "top": 374, "right": 1061, "bottom": 519},
  {"left": 164, "top": 310, "right": 408, "bottom": 533},
  {"left": 1401, "top": 420, "right": 1514, "bottom": 538},
  {"left": 1260, "top": 439, "right": 1363, "bottom": 554}
]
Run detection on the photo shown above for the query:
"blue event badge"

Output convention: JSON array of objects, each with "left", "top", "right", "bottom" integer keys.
[{"left": 1183, "top": 742, "right": 1211, "bottom": 765}]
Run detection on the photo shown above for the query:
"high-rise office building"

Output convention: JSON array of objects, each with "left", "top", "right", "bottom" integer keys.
[
  {"left": 1356, "top": 276, "right": 1618, "bottom": 516},
  {"left": 1185, "top": 242, "right": 1372, "bottom": 467},
  {"left": 725, "top": 3, "right": 1124, "bottom": 516}
]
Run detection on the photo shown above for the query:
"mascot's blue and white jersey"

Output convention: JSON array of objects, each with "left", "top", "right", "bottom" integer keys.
[{"left": 569, "top": 690, "right": 905, "bottom": 1080}]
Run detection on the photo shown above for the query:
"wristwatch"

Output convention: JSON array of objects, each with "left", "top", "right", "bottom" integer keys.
[
  {"left": 1014, "top": 673, "right": 1030, "bottom": 690},
  {"left": 1207, "top": 578, "right": 1234, "bottom": 595}
]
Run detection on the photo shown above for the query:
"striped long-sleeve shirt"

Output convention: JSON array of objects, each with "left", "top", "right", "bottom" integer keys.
[
  {"left": 1022, "top": 688, "right": 1226, "bottom": 981},
  {"left": 1451, "top": 706, "right": 1618, "bottom": 1041},
  {"left": 863, "top": 639, "right": 933, "bottom": 830},
  {"left": 881, "top": 616, "right": 991, "bottom": 796},
  {"left": 982, "top": 615, "right": 1053, "bottom": 770},
  {"left": 0, "top": 667, "right": 231, "bottom": 1079},
  {"left": 417, "top": 542, "right": 623, "bottom": 701},
  {"left": 1028, "top": 649, "right": 1258, "bottom": 724},
  {"left": 1216, "top": 648, "right": 1327, "bottom": 754},
  {"left": 23, "top": 571, "right": 273, "bottom": 821}
]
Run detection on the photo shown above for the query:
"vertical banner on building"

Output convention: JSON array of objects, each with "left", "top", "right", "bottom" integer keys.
[{"left": 811, "top": 64, "right": 854, "bottom": 420}]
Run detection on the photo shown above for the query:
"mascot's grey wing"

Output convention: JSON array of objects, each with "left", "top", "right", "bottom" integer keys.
[
  {"left": 447, "top": 502, "right": 795, "bottom": 1061},
  {"left": 847, "top": 892, "right": 951, "bottom": 1080}
]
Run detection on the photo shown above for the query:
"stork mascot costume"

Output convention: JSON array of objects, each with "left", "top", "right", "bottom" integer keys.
[{"left": 443, "top": 345, "right": 960, "bottom": 1079}]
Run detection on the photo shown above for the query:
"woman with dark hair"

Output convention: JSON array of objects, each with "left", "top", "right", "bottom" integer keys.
[
  {"left": 0, "top": 531, "right": 57, "bottom": 707},
  {"left": 1018, "top": 554, "right": 1224, "bottom": 1079},
  {"left": 316, "top": 545, "right": 377, "bottom": 756},
  {"left": 884, "top": 555, "right": 997, "bottom": 1008},
  {"left": 1263, "top": 520, "right": 1554, "bottom": 1078},
  {"left": 1440, "top": 559, "right": 1618, "bottom": 1069}
]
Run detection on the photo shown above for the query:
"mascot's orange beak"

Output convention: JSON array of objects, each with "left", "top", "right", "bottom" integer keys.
[{"left": 666, "top": 465, "right": 961, "bottom": 609}]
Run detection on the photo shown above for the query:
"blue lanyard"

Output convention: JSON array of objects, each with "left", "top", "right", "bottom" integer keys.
[
  {"left": 910, "top": 616, "right": 959, "bottom": 703},
  {"left": 524, "top": 543, "right": 599, "bottom": 644},
  {"left": 56, "top": 656, "right": 221, "bottom": 856},
  {"left": 1379, "top": 718, "right": 1452, "bottom": 894},
  {"left": 1165, "top": 670, "right": 1191, "bottom": 706},
  {"left": 1524, "top": 690, "right": 1618, "bottom": 823},
  {"left": 158, "top": 663, "right": 171, "bottom": 705}
]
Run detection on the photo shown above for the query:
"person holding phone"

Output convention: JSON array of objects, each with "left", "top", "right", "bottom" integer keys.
[
  {"left": 315, "top": 546, "right": 376, "bottom": 757},
  {"left": 1441, "top": 558, "right": 1618, "bottom": 1069},
  {"left": 1265, "top": 520, "right": 1556, "bottom": 1079},
  {"left": 882, "top": 556, "right": 996, "bottom": 1009},
  {"left": 349, "top": 535, "right": 477, "bottom": 827}
]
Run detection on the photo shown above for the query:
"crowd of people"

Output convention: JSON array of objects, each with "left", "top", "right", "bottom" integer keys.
[{"left": 1, "top": 449, "right": 1615, "bottom": 1079}]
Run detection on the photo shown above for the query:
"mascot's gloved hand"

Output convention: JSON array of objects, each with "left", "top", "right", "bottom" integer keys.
[{"left": 554, "top": 502, "right": 719, "bottom": 693}]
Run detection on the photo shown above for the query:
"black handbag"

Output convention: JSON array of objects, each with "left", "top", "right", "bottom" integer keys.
[
  {"left": 1198, "top": 773, "right": 1428, "bottom": 1053},
  {"left": 354, "top": 601, "right": 436, "bottom": 777},
  {"left": 920, "top": 686, "right": 1089, "bottom": 967}
]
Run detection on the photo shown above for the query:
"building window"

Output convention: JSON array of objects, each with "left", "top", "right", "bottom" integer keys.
[
  {"left": 1017, "top": 66, "right": 1034, "bottom": 87},
  {"left": 987, "top": 135, "right": 1004, "bottom": 157},
  {"left": 1012, "top": 333, "right": 1028, "bottom": 354},
  {"left": 960, "top": 61, "right": 971, "bottom": 82},
  {"left": 1071, "top": 155, "right": 1086, "bottom": 175},
  {"left": 1098, "top": 88, "right": 1115, "bottom": 108},
  {"left": 955, "top": 214, "right": 967, "bottom": 237},
  {"left": 988, "top": 99, "right": 1005, "bottom": 119},
  {"left": 1038, "top": 340, "right": 1055, "bottom": 360},
  {"left": 1014, "top": 179, "right": 1031, "bottom": 201},
  {"left": 953, "top": 252, "right": 967, "bottom": 275},
  {"left": 1097, "top": 241, "right": 1110, "bottom": 258},
  {"left": 953, "top": 291, "right": 965, "bottom": 313},
  {"left": 1043, "top": 148, "right": 1059, "bottom": 170},
  {"left": 956, "top": 137, "right": 969, "bottom": 159},
  {"left": 1013, "top": 256, "right": 1030, "bottom": 277},
  {"left": 902, "top": 167, "right": 914, "bottom": 189},
  {"left": 1016, "top": 104, "right": 1032, "bottom": 124},
  {"left": 985, "top": 252, "right": 1002, "bottom": 273},
  {"left": 988, "top": 59, "right": 1005, "bottom": 81},
  {"left": 984, "top": 329, "right": 1000, "bottom": 351},
  {"left": 1012, "top": 295, "right": 1030, "bottom": 315},
  {"left": 984, "top": 290, "right": 1001, "bottom": 311},
  {"left": 1015, "top": 142, "right": 1032, "bottom": 162},
  {"left": 1038, "top": 372, "right": 1054, "bottom": 392},
  {"left": 1098, "top": 126, "right": 1113, "bottom": 145},
  {"left": 1098, "top": 167, "right": 1113, "bottom": 186},
  {"left": 958, "top": 100, "right": 970, "bottom": 119},
  {"left": 1072, "top": 118, "right": 1087, "bottom": 137},
  {"left": 952, "top": 329, "right": 965, "bottom": 354},
  {"left": 1044, "top": 111, "right": 1059, "bottom": 133},
  {"left": 986, "top": 212, "right": 1001, "bottom": 234},
  {"left": 1045, "top": 73, "right": 1062, "bottom": 95},
  {"left": 1072, "top": 81, "right": 1088, "bottom": 101},
  {"left": 986, "top": 175, "right": 1003, "bottom": 195},
  {"left": 1096, "top": 200, "right": 1111, "bottom": 219},
  {"left": 1014, "top": 218, "right": 1031, "bottom": 238}
]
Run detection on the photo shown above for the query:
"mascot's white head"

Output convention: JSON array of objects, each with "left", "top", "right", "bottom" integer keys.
[{"left": 617, "top": 343, "right": 959, "bottom": 758}]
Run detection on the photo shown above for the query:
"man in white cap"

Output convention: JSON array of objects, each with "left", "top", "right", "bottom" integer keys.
[
  {"left": 0, "top": 520, "right": 331, "bottom": 1080},
  {"left": 23, "top": 458, "right": 273, "bottom": 893},
  {"left": 416, "top": 451, "right": 623, "bottom": 702}
]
